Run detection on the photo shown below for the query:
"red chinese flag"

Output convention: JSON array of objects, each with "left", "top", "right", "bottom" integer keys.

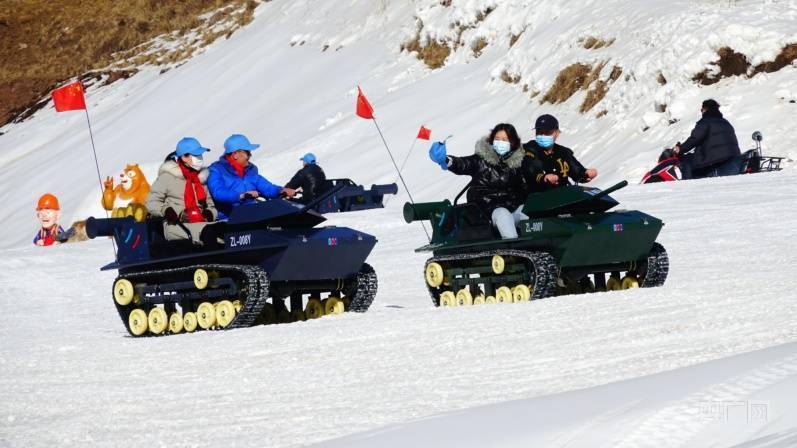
[
  {"left": 355, "top": 86, "right": 374, "bottom": 119},
  {"left": 417, "top": 125, "right": 432, "bottom": 140},
  {"left": 52, "top": 81, "right": 86, "bottom": 112}
]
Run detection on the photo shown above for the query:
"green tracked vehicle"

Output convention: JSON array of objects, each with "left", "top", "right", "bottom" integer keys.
[{"left": 403, "top": 180, "right": 669, "bottom": 306}]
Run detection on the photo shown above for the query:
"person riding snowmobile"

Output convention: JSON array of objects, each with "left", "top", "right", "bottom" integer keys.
[
  {"left": 428, "top": 123, "right": 527, "bottom": 239},
  {"left": 673, "top": 99, "right": 741, "bottom": 179}
]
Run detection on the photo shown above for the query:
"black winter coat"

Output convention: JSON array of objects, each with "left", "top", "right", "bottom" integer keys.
[
  {"left": 447, "top": 137, "right": 526, "bottom": 215},
  {"left": 521, "top": 141, "right": 589, "bottom": 191},
  {"left": 286, "top": 163, "right": 327, "bottom": 203},
  {"left": 679, "top": 111, "right": 740, "bottom": 169}
]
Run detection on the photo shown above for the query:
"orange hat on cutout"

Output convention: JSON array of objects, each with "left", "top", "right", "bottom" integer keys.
[{"left": 37, "top": 193, "right": 60, "bottom": 210}]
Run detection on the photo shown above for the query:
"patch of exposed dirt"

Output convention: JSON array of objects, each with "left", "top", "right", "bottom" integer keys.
[
  {"left": 0, "top": 0, "right": 260, "bottom": 126},
  {"left": 693, "top": 43, "right": 797, "bottom": 85}
]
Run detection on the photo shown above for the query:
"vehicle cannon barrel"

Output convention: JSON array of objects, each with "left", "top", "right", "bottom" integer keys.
[
  {"left": 85, "top": 216, "right": 135, "bottom": 239},
  {"left": 403, "top": 200, "right": 451, "bottom": 223}
]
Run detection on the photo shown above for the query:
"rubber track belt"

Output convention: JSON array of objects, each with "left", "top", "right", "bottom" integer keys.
[
  {"left": 112, "top": 264, "right": 269, "bottom": 337},
  {"left": 423, "top": 250, "right": 559, "bottom": 307},
  {"left": 641, "top": 242, "right": 669, "bottom": 288},
  {"left": 344, "top": 263, "right": 378, "bottom": 313}
]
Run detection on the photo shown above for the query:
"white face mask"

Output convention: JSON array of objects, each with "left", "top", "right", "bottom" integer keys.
[{"left": 187, "top": 155, "right": 204, "bottom": 170}]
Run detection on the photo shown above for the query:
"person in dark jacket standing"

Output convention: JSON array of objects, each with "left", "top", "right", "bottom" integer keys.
[
  {"left": 285, "top": 153, "right": 328, "bottom": 204},
  {"left": 521, "top": 114, "right": 597, "bottom": 191},
  {"left": 429, "top": 123, "right": 527, "bottom": 239},
  {"left": 674, "top": 99, "right": 741, "bottom": 179}
]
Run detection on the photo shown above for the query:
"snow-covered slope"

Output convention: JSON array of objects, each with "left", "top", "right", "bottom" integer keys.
[
  {"left": 1, "top": 171, "right": 796, "bottom": 447},
  {"left": 317, "top": 341, "right": 797, "bottom": 448},
  {"left": 1, "top": 0, "right": 796, "bottom": 248}
]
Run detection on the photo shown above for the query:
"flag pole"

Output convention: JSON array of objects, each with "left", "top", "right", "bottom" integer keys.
[
  {"left": 83, "top": 102, "right": 117, "bottom": 254},
  {"left": 83, "top": 108, "right": 106, "bottom": 200},
  {"left": 398, "top": 138, "right": 419, "bottom": 174},
  {"left": 384, "top": 137, "right": 418, "bottom": 206},
  {"left": 370, "top": 118, "right": 431, "bottom": 242}
]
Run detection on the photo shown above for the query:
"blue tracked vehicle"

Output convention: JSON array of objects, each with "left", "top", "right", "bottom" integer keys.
[{"left": 87, "top": 190, "right": 378, "bottom": 337}]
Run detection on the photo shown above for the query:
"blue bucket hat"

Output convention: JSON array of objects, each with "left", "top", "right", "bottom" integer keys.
[
  {"left": 300, "top": 152, "right": 316, "bottom": 164},
  {"left": 175, "top": 137, "right": 210, "bottom": 157},
  {"left": 224, "top": 134, "right": 260, "bottom": 154}
]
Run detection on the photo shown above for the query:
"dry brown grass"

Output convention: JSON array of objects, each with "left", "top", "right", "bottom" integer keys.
[
  {"left": 581, "top": 36, "right": 614, "bottom": 50},
  {"left": 693, "top": 44, "right": 797, "bottom": 85},
  {"left": 509, "top": 31, "right": 523, "bottom": 48},
  {"left": 401, "top": 25, "right": 451, "bottom": 70},
  {"left": 500, "top": 70, "right": 520, "bottom": 84},
  {"left": 580, "top": 65, "right": 621, "bottom": 113},
  {"left": 0, "top": 0, "right": 259, "bottom": 126},
  {"left": 541, "top": 63, "right": 593, "bottom": 104},
  {"left": 471, "top": 37, "right": 488, "bottom": 57},
  {"left": 541, "top": 61, "right": 621, "bottom": 113}
]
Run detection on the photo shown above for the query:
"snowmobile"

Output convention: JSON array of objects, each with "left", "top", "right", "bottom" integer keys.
[
  {"left": 310, "top": 178, "right": 398, "bottom": 214},
  {"left": 86, "top": 187, "right": 378, "bottom": 337},
  {"left": 404, "top": 180, "right": 668, "bottom": 307},
  {"left": 640, "top": 131, "right": 784, "bottom": 184}
]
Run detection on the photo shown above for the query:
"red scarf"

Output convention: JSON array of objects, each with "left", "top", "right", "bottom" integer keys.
[
  {"left": 226, "top": 154, "right": 246, "bottom": 178},
  {"left": 178, "top": 161, "right": 207, "bottom": 223}
]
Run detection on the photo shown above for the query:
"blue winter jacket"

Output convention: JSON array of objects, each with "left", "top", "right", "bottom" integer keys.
[{"left": 207, "top": 157, "right": 283, "bottom": 219}]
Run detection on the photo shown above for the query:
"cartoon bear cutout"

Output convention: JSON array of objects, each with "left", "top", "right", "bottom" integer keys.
[{"left": 102, "top": 164, "right": 151, "bottom": 221}]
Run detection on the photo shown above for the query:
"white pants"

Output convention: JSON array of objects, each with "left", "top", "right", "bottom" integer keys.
[{"left": 491, "top": 205, "right": 528, "bottom": 239}]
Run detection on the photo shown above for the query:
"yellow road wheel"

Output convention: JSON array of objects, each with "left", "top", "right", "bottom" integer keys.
[
  {"left": 113, "top": 279, "right": 135, "bottom": 306},
  {"left": 622, "top": 275, "right": 639, "bottom": 289},
  {"left": 496, "top": 286, "right": 514, "bottom": 304},
  {"left": 473, "top": 295, "right": 486, "bottom": 305},
  {"left": 512, "top": 284, "right": 531, "bottom": 302},
  {"left": 456, "top": 288, "right": 473, "bottom": 306},
  {"left": 232, "top": 300, "right": 242, "bottom": 313},
  {"left": 324, "top": 297, "right": 345, "bottom": 315},
  {"left": 168, "top": 312, "right": 184, "bottom": 334},
  {"left": 125, "top": 204, "right": 135, "bottom": 218},
  {"left": 485, "top": 295, "right": 497, "bottom": 304},
  {"left": 193, "top": 269, "right": 209, "bottom": 290},
  {"left": 257, "top": 302, "right": 277, "bottom": 325},
  {"left": 606, "top": 276, "right": 622, "bottom": 291},
  {"left": 128, "top": 309, "right": 148, "bottom": 336},
  {"left": 111, "top": 207, "right": 123, "bottom": 218},
  {"left": 183, "top": 312, "right": 198, "bottom": 332},
  {"left": 147, "top": 307, "right": 168, "bottom": 335},
  {"left": 305, "top": 298, "right": 324, "bottom": 319},
  {"left": 491, "top": 255, "right": 505, "bottom": 274},
  {"left": 425, "top": 262, "right": 445, "bottom": 287},
  {"left": 215, "top": 300, "right": 236, "bottom": 328},
  {"left": 439, "top": 291, "right": 456, "bottom": 307},
  {"left": 291, "top": 309, "right": 306, "bottom": 322},
  {"left": 196, "top": 302, "right": 216, "bottom": 329}
]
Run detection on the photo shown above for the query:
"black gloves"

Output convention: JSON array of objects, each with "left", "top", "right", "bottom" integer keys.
[
  {"left": 164, "top": 207, "right": 179, "bottom": 224},
  {"left": 202, "top": 209, "right": 214, "bottom": 222}
]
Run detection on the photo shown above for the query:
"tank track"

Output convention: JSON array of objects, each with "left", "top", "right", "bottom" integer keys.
[
  {"left": 641, "top": 242, "right": 669, "bottom": 288},
  {"left": 424, "top": 250, "right": 558, "bottom": 307},
  {"left": 345, "top": 263, "right": 378, "bottom": 312},
  {"left": 113, "top": 264, "right": 269, "bottom": 337}
]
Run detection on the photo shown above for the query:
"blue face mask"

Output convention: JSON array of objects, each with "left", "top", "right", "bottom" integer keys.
[
  {"left": 536, "top": 135, "right": 555, "bottom": 148},
  {"left": 492, "top": 140, "right": 511, "bottom": 156}
]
